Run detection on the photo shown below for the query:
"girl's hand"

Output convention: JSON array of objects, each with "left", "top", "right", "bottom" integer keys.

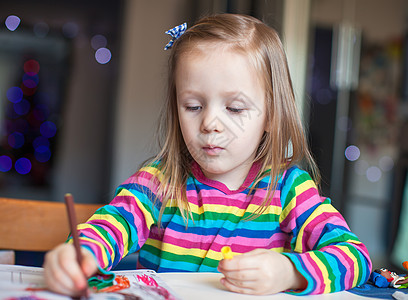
[
  {"left": 217, "top": 248, "right": 307, "bottom": 295},
  {"left": 43, "top": 243, "right": 98, "bottom": 296}
]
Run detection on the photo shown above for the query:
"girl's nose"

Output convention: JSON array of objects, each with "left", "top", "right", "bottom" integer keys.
[{"left": 200, "top": 109, "right": 224, "bottom": 133}]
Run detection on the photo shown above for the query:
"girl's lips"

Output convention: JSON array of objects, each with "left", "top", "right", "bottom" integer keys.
[{"left": 202, "top": 146, "right": 223, "bottom": 155}]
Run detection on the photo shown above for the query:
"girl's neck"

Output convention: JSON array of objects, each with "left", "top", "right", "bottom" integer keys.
[{"left": 191, "top": 160, "right": 262, "bottom": 194}]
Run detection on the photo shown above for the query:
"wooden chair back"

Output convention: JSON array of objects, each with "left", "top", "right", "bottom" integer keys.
[{"left": 0, "top": 197, "right": 102, "bottom": 253}]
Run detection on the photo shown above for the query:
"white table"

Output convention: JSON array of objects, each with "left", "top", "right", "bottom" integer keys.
[
  {"left": 159, "top": 272, "right": 376, "bottom": 300},
  {"left": 0, "top": 265, "right": 387, "bottom": 300}
]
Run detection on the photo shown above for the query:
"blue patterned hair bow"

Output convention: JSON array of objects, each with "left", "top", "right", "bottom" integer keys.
[{"left": 164, "top": 22, "right": 187, "bottom": 50}]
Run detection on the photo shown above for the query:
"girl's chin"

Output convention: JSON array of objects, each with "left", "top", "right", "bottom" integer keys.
[{"left": 197, "top": 164, "right": 226, "bottom": 177}]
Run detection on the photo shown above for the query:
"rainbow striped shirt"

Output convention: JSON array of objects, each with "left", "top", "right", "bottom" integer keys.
[{"left": 77, "top": 161, "right": 372, "bottom": 295}]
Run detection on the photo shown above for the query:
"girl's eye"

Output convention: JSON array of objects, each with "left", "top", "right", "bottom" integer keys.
[
  {"left": 227, "top": 107, "right": 244, "bottom": 113},
  {"left": 186, "top": 106, "right": 201, "bottom": 111}
]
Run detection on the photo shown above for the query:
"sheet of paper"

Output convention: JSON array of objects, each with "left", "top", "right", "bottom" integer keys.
[{"left": 0, "top": 264, "right": 181, "bottom": 300}]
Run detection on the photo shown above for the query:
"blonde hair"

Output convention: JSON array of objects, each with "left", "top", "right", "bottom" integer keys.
[{"left": 146, "top": 13, "right": 319, "bottom": 223}]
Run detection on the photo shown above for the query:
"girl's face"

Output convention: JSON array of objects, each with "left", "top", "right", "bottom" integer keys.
[{"left": 176, "top": 43, "right": 267, "bottom": 190}]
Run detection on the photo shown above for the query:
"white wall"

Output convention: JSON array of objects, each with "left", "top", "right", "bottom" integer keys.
[{"left": 110, "top": 0, "right": 190, "bottom": 193}]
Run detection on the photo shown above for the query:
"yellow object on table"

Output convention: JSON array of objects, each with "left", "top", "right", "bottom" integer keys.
[{"left": 221, "top": 246, "right": 234, "bottom": 260}]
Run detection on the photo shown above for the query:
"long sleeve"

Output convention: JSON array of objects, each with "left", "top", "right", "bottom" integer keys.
[
  {"left": 279, "top": 167, "right": 372, "bottom": 294},
  {"left": 75, "top": 169, "right": 160, "bottom": 270}
]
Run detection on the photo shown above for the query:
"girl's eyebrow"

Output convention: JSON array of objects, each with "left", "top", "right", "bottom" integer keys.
[
  {"left": 177, "top": 89, "right": 202, "bottom": 97},
  {"left": 222, "top": 91, "right": 252, "bottom": 102},
  {"left": 177, "top": 90, "right": 205, "bottom": 102}
]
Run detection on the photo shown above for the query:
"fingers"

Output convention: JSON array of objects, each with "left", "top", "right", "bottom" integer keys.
[
  {"left": 218, "top": 253, "right": 263, "bottom": 294},
  {"left": 81, "top": 248, "right": 98, "bottom": 277},
  {"left": 43, "top": 243, "right": 94, "bottom": 296},
  {"left": 220, "top": 276, "right": 258, "bottom": 295},
  {"left": 43, "top": 253, "right": 76, "bottom": 295},
  {"left": 218, "top": 249, "right": 298, "bottom": 295},
  {"left": 218, "top": 250, "right": 261, "bottom": 272}
]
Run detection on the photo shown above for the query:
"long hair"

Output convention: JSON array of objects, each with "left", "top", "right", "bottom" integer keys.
[{"left": 146, "top": 13, "right": 320, "bottom": 224}]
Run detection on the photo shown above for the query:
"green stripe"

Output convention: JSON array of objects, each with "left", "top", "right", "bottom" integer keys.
[
  {"left": 342, "top": 243, "right": 364, "bottom": 285},
  {"left": 314, "top": 250, "right": 337, "bottom": 292},
  {"left": 142, "top": 243, "right": 206, "bottom": 265}
]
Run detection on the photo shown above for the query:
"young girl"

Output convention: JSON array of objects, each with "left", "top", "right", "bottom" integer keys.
[{"left": 44, "top": 13, "right": 372, "bottom": 296}]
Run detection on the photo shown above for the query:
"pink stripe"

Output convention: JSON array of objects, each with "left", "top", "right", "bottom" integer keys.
[
  {"left": 88, "top": 219, "right": 125, "bottom": 255},
  {"left": 186, "top": 191, "right": 280, "bottom": 209},
  {"left": 123, "top": 170, "right": 150, "bottom": 184},
  {"left": 114, "top": 200, "right": 151, "bottom": 246},
  {"left": 303, "top": 213, "right": 345, "bottom": 250},
  {"left": 134, "top": 177, "right": 160, "bottom": 194},
  {"left": 226, "top": 234, "right": 289, "bottom": 253},
  {"left": 322, "top": 246, "right": 354, "bottom": 289},
  {"left": 80, "top": 227, "right": 114, "bottom": 257},
  {"left": 80, "top": 238, "right": 110, "bottom": 269},
  {"left": 186, "top": 193, "right": 248, "bottom": 207},
  {"left": 300, "top": 253, "right": 325, "bottom": 294},
  {"left": 280, "top": 188, "right": 322, "bottom": 232},
  {"left": 161, "top": 228, "right": 289, "bottom": 252},
  {"left": 123, "top": 169, "right": 160, "bottom": 189}
]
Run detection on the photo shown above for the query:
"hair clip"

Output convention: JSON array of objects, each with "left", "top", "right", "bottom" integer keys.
[{"left": 164, "top": 22, "right": 187, "bottom": 50}]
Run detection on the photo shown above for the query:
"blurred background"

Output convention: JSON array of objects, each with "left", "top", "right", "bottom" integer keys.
[{"left": 0, "top": 0, "right": 407, "bottom": 272}]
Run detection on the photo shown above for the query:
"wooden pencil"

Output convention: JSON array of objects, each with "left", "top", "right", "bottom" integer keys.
[{"left": 64, "top": 193, "right": 88, "bottom": 298}]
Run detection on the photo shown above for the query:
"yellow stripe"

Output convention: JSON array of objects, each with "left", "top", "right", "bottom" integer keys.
[
  {"left": 336, "top": 245, "right": 360, "bottom": 287},
  {"left": 280, "top": 197, "right": 295, "bottom": 222},
  {"left": 86, "top": 213, "right": 130, "bottom": 255},
  {"left": 77, "top": 223, "right": 114, "bottom": 259},
  {"left": 280, "top": 178, "right": 316, "bottom": 222},
  {"left": 145, "top": 238, "right": 287, "bottom": 261},
  {"left": 295, "top": 178, "right": 316, "bottom": 196},
  {"left": 116, "top": 188, "right": 155, "bottom": 228},
  {"left": 73, "top": 236, "right": 111, "bottom": 268},
  {"left": 309, "top": 251, "right": 331, "bottom": 293},
  {"left": 145, "top": 238, "right": 208, "bottom": 258},
  {"left": 67, "top": 236, "right": 113, "bottom": 269},
  {"left": 140, "top": 165, "right": 164, "bottom": 181},
  {"left": 294, "top": 204, "right": 338, "bottom": 252}
]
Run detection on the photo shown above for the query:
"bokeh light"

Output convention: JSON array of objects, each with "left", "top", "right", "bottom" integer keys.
[
  {"left": 33, "top": 22, "right": 49, "bottom": 38},
  {"left": 6, "top": 86, "right": 23, "bottom": 103},
  {"left": 15, "top": 157, "right": 32, "bottom": 175},
  {"left": 366, "top": 166, "right": 382, "bottom": 182},
  {"left": 22, "top": 73, "right": 39, "bottom": 89},
  {"left": 379, "top": 156, "right": 394, "bottom": 172},
  {"left": 95, "top": 47, "right": 111, "bottom": 64},
  {"left": 0, "top": 155, "right": 12, "bottom": 172},
  {"left": 21, "top": 84, "right": 37, "bottom": 96},
  {"left": 40, "top": 121, "right": 57, "bottom": 138},
  {"left": 14, "top": 99, "right": 31, "bottom": 115},
  {"left": 91, "top": 34, "right": 107, "bottom": 50},
  {"left": 345, "top": 145, "right": 360, "bottom": 161},
  {"left": 24, "top": 60, "right": 40, "bottom": 76},
  {"left": 62, "top": 22, "right": 79, "bottom": 38},
  {"left": 33, "top": 136, "right": 50, "bottom": 149},
  {"left": 8, "top": 132, "right": 25, "bottom": 149},
  {"left": 5, "top": 15, "right": 20, "bottom": 31},
  {"left": 35, "top": 145, "right": 51, "bottom": 162}
]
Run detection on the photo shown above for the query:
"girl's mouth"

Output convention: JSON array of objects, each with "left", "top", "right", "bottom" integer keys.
[{"left": 202, "top": 146, "right": 223, "bottom": 155}]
